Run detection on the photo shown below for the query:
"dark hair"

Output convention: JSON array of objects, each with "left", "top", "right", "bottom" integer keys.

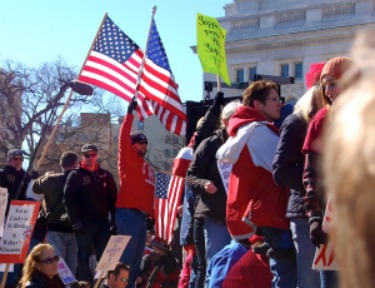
[
  {"left": 107, "top": 262, "right": 130, "bottom": 279},
  {"left": 242, "top": 80, "right": 278, "bottom": 107},
  {"left": 60, "top": 151, "right": 78, "bottom": 169}
]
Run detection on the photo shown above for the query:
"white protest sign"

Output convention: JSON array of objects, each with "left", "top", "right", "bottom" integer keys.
[
  {"left": 57, "top": 257, "right": 77, "bottom": 285},
  {"left": 322, "top": 194, "right": 333, "bottom": 233},
  {"left": 0, "top": 188, "right": 8, "bottom": 237},
  {"left": 0, "top": 263, "right": 14, "bottom": 272},
  {"left": 312, "top": 240, "right": 339, "bottom": 271},
  {"left": 0, "top": 200, "right": 40, "bottom": 263},
  {"left": 96, "top": 235, "right": 131, "bottom": 272},
  {"left": 217, "top": 161, "right": 232, "bottom": 194}
]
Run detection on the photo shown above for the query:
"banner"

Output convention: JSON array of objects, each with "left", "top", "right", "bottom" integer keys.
[
  {"left": 0, "top": 200, "right": 40, "bottom": 263},
  {"left": 197, "top": 13, "right": 230, "bottom": 85}
]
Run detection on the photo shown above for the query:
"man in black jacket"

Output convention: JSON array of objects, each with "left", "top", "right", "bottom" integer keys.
[
  {"left": 64, "top": 144, "right": 118, "bottom": 283},
  {"left": 33, "top": 151, "right": 79, "bottom": 275}
]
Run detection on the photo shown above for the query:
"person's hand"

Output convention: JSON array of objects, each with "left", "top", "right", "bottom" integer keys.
[
  {"left": 212, "top": 92, "right": 225, "bottom": 108},
  {"left": 127, "top": 97, "right": 138, "bottom": 114},
  {"left": 204, "top": 181, "right": 217, "bottom": 194},
  {"left": 30, "top": 169, "right": 40, "bottom": 180},
  {"left": 309, "top": 220, "right": 327, "bottom": 247}
]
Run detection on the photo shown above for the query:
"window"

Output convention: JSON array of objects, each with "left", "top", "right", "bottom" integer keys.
[
  {"left": 280, "top": 64, "right": 289, "bottom": 77},
  {"left": 294, "top": 62, "right": 303, "bottom": 79},
  {"left": 236, "top": 68, "right": 244, "bottom": 83},
  {"left": 249, "top": 67, "right": 257, "bottom": 81}
]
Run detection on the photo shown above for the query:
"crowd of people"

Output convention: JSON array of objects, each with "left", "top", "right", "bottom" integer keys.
[{"left": 1, "top": 30, "right": 375, "bottom": 288}]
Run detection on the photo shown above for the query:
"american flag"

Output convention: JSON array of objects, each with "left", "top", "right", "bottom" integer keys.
[
  {"left": 155, "top": 172, "right": 184, "bottom": 244},
  {"left": 78, "top": 16, "right": 187, "bottom": 136}
]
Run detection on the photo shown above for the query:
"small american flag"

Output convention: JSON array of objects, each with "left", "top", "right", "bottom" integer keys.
[
  {"left": 155, "top": 172, "right": 184, "bottom": 244},
  {"left": 78, "top": 16, "right": 186, "bottom": 136}
]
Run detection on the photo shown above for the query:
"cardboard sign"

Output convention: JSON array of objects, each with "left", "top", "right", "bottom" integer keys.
[
  {"left": 312, "top": 240, "right": 339, "bottom": 271},
  {"left": 322, "top": 195, "right": 333, "bottom": 233},
  {"left": 57, "top": 257, "right": 77, "bottom": 285},
  {"left": 217, "top": 161, "right": 232, "bottom": 195},
  {"left": 0, "top": 200, "right": 40, "bottom": 263},
  {"left": 0, "top": 188, "right": 8, "bottom": 237},
  {"left": 96, "top": 235, "right": 130, "bottom": 273},
  {"left": 196, "top": 13, "right": 230, "bottom": 85}
]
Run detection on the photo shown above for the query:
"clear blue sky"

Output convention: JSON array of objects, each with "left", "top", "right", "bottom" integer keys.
[{"left": 0, "top": 0, "right": 230, "bottom": 103}]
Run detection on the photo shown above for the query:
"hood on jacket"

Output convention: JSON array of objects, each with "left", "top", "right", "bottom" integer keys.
[{"left": 227, "top": 106, "right": 268, "bottom": 137}]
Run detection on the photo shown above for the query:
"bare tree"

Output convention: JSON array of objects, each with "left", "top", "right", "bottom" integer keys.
[{"left": 0, "top": 58, "right": 125, "bottom": 177}]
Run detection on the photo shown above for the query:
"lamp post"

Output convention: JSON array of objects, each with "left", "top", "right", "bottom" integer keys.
[{"left": 14, "top": 79, "right": 93, "bottom": 199}]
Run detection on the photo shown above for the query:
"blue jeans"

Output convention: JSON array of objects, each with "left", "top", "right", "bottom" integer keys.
[
  {"left": 194, "top": 218, "right": 231, "bottom": 288},
  {"left": 290, "top": 218, "right": 320, "bottom": 288},
  {"left": 47, "top": 231, "right": 78, "bottom": 276},
  {"left": 204, "top": 218, "right": 231, "bottom": 263},
  {"left": 258, "top": 227, "right": 297, "bottom": 288},
  {"left": 321, "top": 270, "right": 338, "bottom": 288},
  {"left": 116, "top": 208, "right": 147, "bottom": 288},
  {"left": 75, "top": 219, "right": 110, "bottom": 283}
]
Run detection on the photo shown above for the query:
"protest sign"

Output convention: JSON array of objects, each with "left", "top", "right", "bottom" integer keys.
[
  {"left": 197, "top": 13, "right": 230, "bottom": 85},
  {"left": 57, "top": 257, "right": 77, "bottom": 285},
  {"left": 322, "top": 194, "right": 333, "bottom": 233},
  {"left": 96, "top": 235, "right": 131, "bottom": 272},
  {"left": 217, "top": 161, "right": 232, "bottom": 195},
  {"left": 0, "top": 200, "right": 40, "bottom": 263},
  {"left": 312, "top": 240, "right": 339, "bottom": 271},
  {"left": 0, "top": 188, "right": 7, "bottom": 237}
]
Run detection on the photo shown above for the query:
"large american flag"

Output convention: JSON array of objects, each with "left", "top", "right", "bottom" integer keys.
[
  {"left": 155, "top": 172, "right": 184, "bottom": 244},
  {"left": 78, "top": 16, "right": 187, "bottom": 136}
]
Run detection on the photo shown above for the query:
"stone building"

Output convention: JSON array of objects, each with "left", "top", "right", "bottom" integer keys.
[{"left": 202, "top": 0, "right": 375, "bottom": 102}]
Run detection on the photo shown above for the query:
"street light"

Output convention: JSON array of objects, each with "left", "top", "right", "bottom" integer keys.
[{"left": 15, "top": 79, "right": 93, "bottom": 199}]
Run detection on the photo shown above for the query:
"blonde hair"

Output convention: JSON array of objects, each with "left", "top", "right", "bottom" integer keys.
[
  {"left": 19, "top": 243, "right": 55, "bottom": 288},
  {"left": 323, "top": 30, "right": 375, "bottom": 288},
  {"left": 293, "top": 85, "right": 328, "bottom": 122}
]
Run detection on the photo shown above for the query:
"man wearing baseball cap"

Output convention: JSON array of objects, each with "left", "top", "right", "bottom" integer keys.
[
  {"left": 116, "top": 98, "right": 155, "bottom": 288},
  {"left": 64, "top": 144, "right": 118, "bottom": 283}
]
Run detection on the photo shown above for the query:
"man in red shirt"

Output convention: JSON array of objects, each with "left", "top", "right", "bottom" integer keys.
[{"left": 116, "top": 98, "right": 155, "bottom": 288}]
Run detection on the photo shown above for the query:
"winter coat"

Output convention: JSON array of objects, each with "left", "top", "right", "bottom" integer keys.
[
  {"left": 216, "top": 106, "right": 290, "bottom": 241},
  {"left": 273, "top": 113, "right": 308, "bottom": 218},
  {"left": 186, "top": 128, "right": 228, "bottom": 223}
]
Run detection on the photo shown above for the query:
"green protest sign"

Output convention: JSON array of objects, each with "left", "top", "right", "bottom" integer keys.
[{"left": 197, "top": 13, "right": 231, "bottom": 85}]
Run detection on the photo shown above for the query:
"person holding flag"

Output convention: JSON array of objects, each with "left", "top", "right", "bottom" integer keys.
[{"left": 116, "top": 97, "right": 156, "bottom": 288}]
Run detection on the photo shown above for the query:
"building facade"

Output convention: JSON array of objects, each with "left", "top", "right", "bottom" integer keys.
[{"left": 202, "top": 0, "right": 375, "bottom": 102}]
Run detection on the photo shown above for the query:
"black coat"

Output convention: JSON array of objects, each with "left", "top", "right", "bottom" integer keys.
[
  {"left": 273, "top": 113, "right": 308, "bottom": 218},
  {"left": 25, "top": 271, "right": 65, "bottom": 288},
  {"left": 63, "top": 166, "right": 117, "bottom": 225},
  {"left": 0, "top": 165, "right": 30, "bottom": 216},
  {"left": 186, "top": 128, "right": 228, "bottom": 223}
]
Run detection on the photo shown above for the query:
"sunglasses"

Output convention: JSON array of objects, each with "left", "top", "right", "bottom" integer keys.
[
  {"left": 136, "top": 141, "right": 148, "bottom": 145},
  {"left": 11, "top": 157, "right": 24, "bottom": 162},
  {"left": 84, "top": 153, "right": 97, "bottom": 158},
  {"left": 38, "top": 255, "right": 60, "bottom": 264}
]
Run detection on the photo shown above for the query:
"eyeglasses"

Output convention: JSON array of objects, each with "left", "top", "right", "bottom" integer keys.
[
  {"left": 11, "top": 157, "right": 24, "bottom": 162},
  {"left": 84, "top": 153, "right": 97, "bottom": 158},
  {"left": 136, "top": 141, "right": 148, "bottom": 145},
  {"left": 38, "top": 255, "right": 60, "bottom": 264},
  {"left": 121, "top": 278, "right": 128, "bottom": 283}
]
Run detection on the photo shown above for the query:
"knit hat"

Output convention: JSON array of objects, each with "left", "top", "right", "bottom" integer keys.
[
  {"left": 305, "top": 62, "right": 325, "bottom": 89},
  {"left": 7, "top": 149, "right": 24, "bottom": 161},
  {"left": 320, "top": 56, "right": 353, "bottom": 82},
  {"left": 130, "top": 131, "right": 148, "bottom": 144},
  {"left": 81, "top": 144, "right": 98, "bottom": 154}
]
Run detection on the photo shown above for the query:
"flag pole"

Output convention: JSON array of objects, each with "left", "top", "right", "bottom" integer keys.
[
  {"left": 216, "top": 75, "right": 222, "bottom": 92},
  {"left": 132, "top": 6, "right": 157, "bottom": 101},
  {"left": 36, "top": 13, "right": 108, "bottom": 170}
]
